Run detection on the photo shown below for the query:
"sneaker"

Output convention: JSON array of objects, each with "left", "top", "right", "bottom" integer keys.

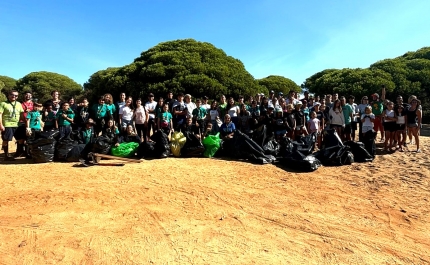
[
  {"left": 13, "top": 150, "right": 25, "bottom": 158},
  {"left": 417, "top": 149, "right": 421, "bottom": 153}
]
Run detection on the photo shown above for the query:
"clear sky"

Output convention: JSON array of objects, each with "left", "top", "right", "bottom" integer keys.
[{"left": 1, "top": 0, "right": 430, "bottom": 87}]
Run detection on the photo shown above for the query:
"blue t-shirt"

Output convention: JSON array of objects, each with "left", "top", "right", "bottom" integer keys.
[{"left": 220, "top": 122, "right": 236, "bottom": 137}]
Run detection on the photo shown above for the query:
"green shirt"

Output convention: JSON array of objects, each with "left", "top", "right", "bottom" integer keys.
[
  {"left": 82, "top": 128, "right": 93, "bottom": 144},
  {"left": 27, "top": 111, "right": 42, "bottom": 130},
  {"left": 342, "top": 104, "right": 353, "bottom": 125},
  {"left": 371, "top": 100, "right": 384, "bottom": 116},
  {"left": 0, "top": 101, "right": 24, "bottom": 127},
  {"left": 92, "top": 103, "right": 108, "bottom": 119},
  {"left": 192, "top": 107, "right": 207, "bottom": 120},
  {"left": 43, "top": 111, "right": 56, "bottom": 126},
  {"left": 160, "top": 112, "right": 172, "bottom": 123},
  {"left": 56, "top": 109, "right": 75, "bottom": 126},
  {"left": 106, "top": 104, "right": 116, "bottom": 115},
  {"left": 218, "top": 103, "right": 227, "bottom": 118}
]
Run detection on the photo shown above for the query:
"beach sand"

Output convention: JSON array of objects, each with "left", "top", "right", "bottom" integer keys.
[{"left": 0, "top": 136, "right": 429, "bottom": 264}]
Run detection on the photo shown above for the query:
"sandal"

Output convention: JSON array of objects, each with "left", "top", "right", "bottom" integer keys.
[{"left": 417, "top": 149, "right": 421, "bottom": 153}]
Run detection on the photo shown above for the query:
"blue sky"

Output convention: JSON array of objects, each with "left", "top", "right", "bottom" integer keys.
[{"left": 1, "top": 0, "right": 430, "bottom": 87}]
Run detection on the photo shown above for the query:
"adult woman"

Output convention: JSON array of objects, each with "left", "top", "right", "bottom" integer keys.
[
  {"left": 357, "top": 96, "right": 370, "bottom": 141},
  {"left": 133, "top": 98, "right": 148, "bottom": 142},
  {"left": 207, "top": 101, "right": 220, "bottom": 133},
  {"left": 91, "top": 96, "right": 108, "bottom": 136},
  {"left": 285, "top": 104, "right": 296, "bottom": 140},
  {"left": 382, "top": 101, "right": 397, "bottom": 152},
  {"left": 44, "top": 90, "right": 62, "bottom": 114},
  {"left": 104, "top": 93, "right": 116, "bottom": 122},
  {"left": 119, "top": 97, "right": 134, "bottom": 133},
  {"left": 407, "top": 95, "right": 423, "bottom": 144},
  {"left": 259, "top": 97, "right": 269, "bottom": 116},
  {"left": 220, "top": 114, "right": 236, "bottom": 141},
  {"left": 329, "top": 99, "right": 345, "bottom": 136},
  {"left": 395, "top": 104, "right": 407, "bottom": 152},
  {"left": 218, "top": 95, "right": 227, "bottom": 118},
  {"left": 226, "top": 97, "right": 240, "bottom": 127},
  {"left": 406, "top": 98, "right": 422, "bottom": 152}
]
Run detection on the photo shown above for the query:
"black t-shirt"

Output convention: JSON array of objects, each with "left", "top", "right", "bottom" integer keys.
[
  {"left": 293, "top": 110, "right": 304, "bottom": 127},
  {"left": 286, "top": 113, "right": 295, "bottom": 130},
  {"left": 316, "top": 111, "right": 324, "bottom": 122}
]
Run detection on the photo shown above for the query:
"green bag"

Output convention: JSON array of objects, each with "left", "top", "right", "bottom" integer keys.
[
  {"left": 202, "top": 133, "right": 221, "bottom": 158},
  {"left": 111, "top": 142, "right": 140, "bottom": 157}
]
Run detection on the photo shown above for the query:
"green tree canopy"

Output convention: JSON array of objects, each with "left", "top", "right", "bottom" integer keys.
[
  {"left": 84, "top": 39, "right": 263, "bottom": 101},
  {"left": 15, "top": 71, "right": 83, "bottom": 103},
  {"left": 0, "top": 75, "right": 17, "bottom": 102},
  {"left": 257, "top": 75, "right": 300, "bottom": 96}
]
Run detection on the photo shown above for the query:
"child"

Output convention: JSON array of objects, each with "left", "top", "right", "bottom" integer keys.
[
  {"left": 56, "top": 102, "right": 75, "bottom": 139},
  {"left": 26, "top": 103, "right": 43, "bottom": 134},
  {"left": 361, "top": 106, "right": 375, "bottom": 136},
  {"left": 238, "top": 104, "right": 250, "bottom": 133},
  {"left": 42, "top": 103, "right": 56, "bottom": 131},
  {"left": 285, "top": 104, "right": 296, "bottom": 140},
  {"left": 81, "top": 118, "right": 95, "bottom": 145},
  {"left": 158, "top": 104, "right": 173, "bottom": 136},
  {"left": 307, "top": 111, "right": 321, "bottom": 149}
]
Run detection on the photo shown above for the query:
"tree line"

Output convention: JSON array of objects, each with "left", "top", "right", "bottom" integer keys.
[{"left": 1, "top": 39, "right": 429, "bottom": 122}]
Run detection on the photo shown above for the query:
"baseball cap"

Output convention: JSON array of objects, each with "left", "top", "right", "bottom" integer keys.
[
  {"left": 372, "top": 93, "right": 379, "bottom": 98},
  {"left": 270, "top": 90, "right": 275, "bottom": 94}
]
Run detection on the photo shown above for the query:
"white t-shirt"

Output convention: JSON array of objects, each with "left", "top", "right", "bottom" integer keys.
[
  {"left": 228, "top": 106, "right": 239, "bottom": 117},
  {"left": 119, "top": 105, "right": 133, "bottom": 121},
  {"left": 349, "top": 103, "right": 359, "bottom": 122},
  {"left": 201, "top": 103, "right": 210, "bottom": 110},
  {"left": 145, "top": 101, "right": 157, "bottom": 119},
  {"left": 209, "top": 109, "right": 219, "bottom": 121},
  {"left": 134, "top": 106, "right": 147, "bottom": 124},
  {"left": 361, "top": 113, "right": 375, "bottom": 127},
  {"left": 185, "top": 102, "right": 196, "bottom": 118}
]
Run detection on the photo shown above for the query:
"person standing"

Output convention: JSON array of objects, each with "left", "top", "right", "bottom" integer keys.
[
  {"left": 184, "top": 94, "right": 196, "bottom": 118},
  {"left": 56, "top": 102, "right": 75, "bottom": 139},
  {"left": 44, "top": 90, "right": 62, "bottom": 114},
  {"left": 14, "top": 91, "right": 34, "bottom": 157},
  {"left": 145, "top": 93, "right": 157, "bottom": 136},
  {"left": 357, "top": 96, "right": 370, "bottom": 141},
  {"left": 340, "top": 96, "right": 354, "bottom": 141},
  {"left": 371, "top": 85, "right": 386, "bottom": 142},
  {"left": 348, "top": 96, "right": 359, "bottom": 141},
  {"left": 0, "top": 90, "right": 25, "bottom": 161},
  {"left": 91, "top": 96, "right": 108, "bottom": 136},
  {"left": 133, "top": 98, "right": 148, "bottom": 142}
]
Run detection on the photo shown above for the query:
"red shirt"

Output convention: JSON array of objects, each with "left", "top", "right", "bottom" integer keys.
[{"left": 21, "top": 101, "right": 34, "bottom": 121}]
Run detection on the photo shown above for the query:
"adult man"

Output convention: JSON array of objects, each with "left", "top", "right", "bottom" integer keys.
[
  {"left": 348, "top": 95, "right": 359, "bottom": 141},
  {"left": 184, "top": 94, "right": 196, "bottom": 118},
  {"left": 268, "top": 90, "right": 276, "bottom": 103},
  {"left": 165, "top": 91, "right": 176, "bottom": 111},
  {"left": 371, "top": 85, "right": 386, "bottom": 142},
  {"left": 15, "top": 91, "right": 34, "bottom": 157},
  {"left": 145, "top": 93, "right": 157, "bottom": 135},
  {"left": 301, "top": 91, "right": 310, "bottom": 104},
  {"left": 0, "top": 90, "right": 25, "bottom": 161},
  {"left": 340, "top": 96, "right": 354, "bottom": 141},
  {"left": 173, "top": 93, "right": 187, "bottom": 130},
  {"left": 286, "top": 90, "right": 299, "bottom": 105}
]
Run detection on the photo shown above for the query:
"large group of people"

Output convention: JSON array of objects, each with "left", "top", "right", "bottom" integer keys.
[{"left": 0, "top": 85, "right": 423, "bottom": 161}]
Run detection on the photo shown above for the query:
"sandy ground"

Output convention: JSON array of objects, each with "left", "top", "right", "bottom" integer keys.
[{"left": 0, "top": 135, "right": 429, "bottom": 264}]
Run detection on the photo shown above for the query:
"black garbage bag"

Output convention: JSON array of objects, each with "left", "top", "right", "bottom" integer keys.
[
  {"left": 65, "top": 144, "right": 86, "bottom": 162},
  {"left": 281, "top": 150, "right": 322, "bottom": 172},
  {"left": 321, "top": 128, "right": 343, "bottom": 149},
  {"left": 92, "top": 136, "right": 112, "bottom": 155},
  {"left": 262, "top": 139, "right": 280, "bottom": 156},
  {"left": 136, "top": 141, "right": 156, "bottom": 158},
  {"left": 251, "top": 124, "right": 267, "bottom": 147},
  {"left": 314, "top": 145, "right": 354, "bottom": 166},
  {"left": 151, "top": 130, "right": 170, "bottom": 158},
  {"left": 227, "top": 130, "right": 275, "bottom": 164},
  {"left": 55, "top": 138, "right": 79, "bottom": 161},
  {"left": 181, "top": 132, "right": 204, "bottom": 157},
  {"left": 33, "top": 129, "right": 60, "bottom": 140},
  {"left": 69, "top": 130, "right": 83, "bottom": 143},
  {"left": 30, "top": 141, "right": 56, "bottom": 163},
  {"left": 363, "top": 130, "right": 376, "bottom": 157},
  {"left": 344, "top": 141, "right": 374, "bottom": 162},
  {"left": 279, "top": 136, "right": 294, "bottom": 158},
  {"left": 292, "top": 133, "right": 317, "bottom": 155}
]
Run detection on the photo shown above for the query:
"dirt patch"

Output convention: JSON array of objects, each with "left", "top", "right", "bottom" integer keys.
[{"left": 0, "top": 138, "right": 429, "bottom": 264}]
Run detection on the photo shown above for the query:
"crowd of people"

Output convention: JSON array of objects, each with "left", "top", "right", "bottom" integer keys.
[{"left": 0, "top": 85, "right": 423, "bottom": 161}]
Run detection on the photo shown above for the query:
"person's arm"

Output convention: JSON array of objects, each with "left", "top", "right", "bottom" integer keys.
[
  {"left": 349, "top": 106, "right": 354, "bottom": 122},
  {"left": 369, "top": 114, "right": 375, "bottom": 122},
  {"left": 361, "top": 114, "right": 366, "bottom": 123},
  {"left": 0, "top": 113, "right": 4, "bottom": 131},
  {"left": 340, "top": 111, "right": 345, "bottom": 126},
  {"left": 417, "top": 109, "right": 422, "bottom": 128},
  {"left": 381, "top": 86, "right": 386, "bottom": 101}
]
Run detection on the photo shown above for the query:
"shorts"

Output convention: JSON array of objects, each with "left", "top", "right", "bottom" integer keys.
[
  {"left": 330, "top": 124, "right": 343, "bottom": 129},
  {"left": 351, "top": 121, "right": 358, "bottom": 131},
  {"left": 396, "top": 124, "right": 405, "bottom": 131},
  {"left": 362, "top": 126, "right": 373, "bottom": 134},
  {"left": 383, "top": 122, "right": 396, "bottom": 132},
  {"left": 407, "top": 123, "right": 418, "bottom": 128},
  {"left": 1, "top": 127, "right": 17, "bottom": 141},
  {"left": 14, "top": 125, "right": 27, "bottom": 140},
  {"left": 343, "top": 124, "right": 352, "bottom": 134},
  {"left": 373, "top": 116, "right": 383, "bottom": 132},
  {"left": 121, "top": 119, "right": 133, "bottom": 128},
  {"left": 295, "top": 125, "right": 304, "bottom": 131}
]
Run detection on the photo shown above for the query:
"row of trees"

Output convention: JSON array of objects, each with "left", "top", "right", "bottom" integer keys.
[
  {"left": 1, "top": 39, "right": 429, "bottom": 121},
  {"left": 303, "top": 47, "right": 430, "bottom": 122}
]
